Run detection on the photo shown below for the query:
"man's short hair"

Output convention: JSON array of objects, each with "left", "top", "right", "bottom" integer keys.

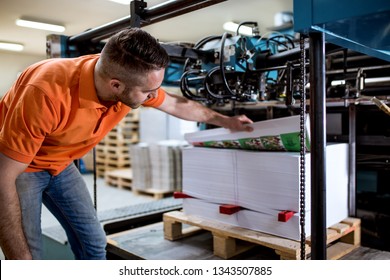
[{"left": 100, "top": 28, "right": 169, "bottom": 84}]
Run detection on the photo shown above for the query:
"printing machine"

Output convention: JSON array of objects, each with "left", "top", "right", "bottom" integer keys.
[{"left": 45, "top": 0, "right": 390, "bottom": 259}]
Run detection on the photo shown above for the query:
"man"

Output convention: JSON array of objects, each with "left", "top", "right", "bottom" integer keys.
[{"left": 0, "top": 28, "right": 253, "bottom": 260}]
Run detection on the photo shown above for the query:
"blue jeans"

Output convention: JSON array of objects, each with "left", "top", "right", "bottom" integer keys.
[{"left": 15, "top": 163, "right": 107, "bottom": 260}]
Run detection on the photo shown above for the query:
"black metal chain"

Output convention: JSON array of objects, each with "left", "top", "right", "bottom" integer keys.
[
  {"left": 299, "top": 33, "right": 307, "bottom": 260},
  {"left": 93, "top": 146, "right": 97, "bottom": 211}
]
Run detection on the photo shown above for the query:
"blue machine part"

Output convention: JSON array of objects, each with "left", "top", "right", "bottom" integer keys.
[
  {"left": 163, "top": 31, "right": 297, "bottom": 102},
  {"left": 163, "top": 62, "right": 185, "bottom": 85},
  {"left": 294, "top": 0, "right": 390, "bottom": 62},
  {"left": 200, "top": 34, "right": 295, "bottom": 72}
]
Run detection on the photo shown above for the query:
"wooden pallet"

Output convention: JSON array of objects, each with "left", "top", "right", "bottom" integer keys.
[
  {"left": 96, "top": 166, "right": 106, "bottom": 178},
  {"left": 133, "top": 188, "right": 174, "bottom": 200},
  {"left": 163, "top": 211, "right": 361, "bottom": 260},
  {"left": 96, "top": 145, "right": 129, "bottom": 154},
  {"left": 100, "top": 132, "right": 139, "bottom": 146},
  {"left": 95, "top": 142, "right": 131, "bottom": 178},
  {"left": 105, "top": 168, "right": 133, "bottom": 189},
  {"left": 120, "top": 110, "right": 139, "bottom": 123},
  {"left": 94, "top": 110, "right": 140, "bottom": 178},
  {"left": 104, "top": 168, "right": 173, "bottom": 199},
  {"left": 96, "top": 155, "right": 130, "bottom": 166},
  {"left": 96, "top": 162, "right": 130, "bottom": 178}
]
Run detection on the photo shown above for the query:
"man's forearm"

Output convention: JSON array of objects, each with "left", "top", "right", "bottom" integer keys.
[
  {"left": 158, "top": 93, "right": 253, "bottom": 131},
  {"left": 172, "top": 98, "right": 225, "bottom": 124},
  {"left": 0, "top": 183, "right": 32, "bottom": 259}
]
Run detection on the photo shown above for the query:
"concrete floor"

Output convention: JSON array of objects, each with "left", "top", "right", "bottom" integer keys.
[{"left": 0, "top": 173, "right": 154, "bottom": 260}]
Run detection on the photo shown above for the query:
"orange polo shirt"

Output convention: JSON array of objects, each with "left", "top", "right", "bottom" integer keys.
[{"left": 0, "top": 54, "right": 165, "bottom": 175}]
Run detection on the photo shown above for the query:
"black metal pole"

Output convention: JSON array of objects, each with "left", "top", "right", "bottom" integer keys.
[
  {"left": 130, "top": 0, "right": 147, "bottom": 28},
  {"left": 93, "top": 147, "right": 97, "bottom": 211},
  {"left": 348, "top": 104, "right": 356, "bottom": 217},
  {"left": 142, "top": 0, "right": 226, "bottom": 28},
  {"left": 309, "top": 31, "right": 327, "bottom": 260}
]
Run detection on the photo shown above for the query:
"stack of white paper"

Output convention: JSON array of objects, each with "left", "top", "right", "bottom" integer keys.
[
  {"left": 182, "top": 148, "right": 312, "bottom": 215},
  {"left": 131, "top": 140, "right": 188, "bottom": 192},
  {"left": 180, "top": 115, "right": 349, "bottom": 240},
  {"left": 149, "top": 140, "right": 188, "bottom": 191},
  {"left": 129, "top": 143, "right": 152, "bottom": 191}
]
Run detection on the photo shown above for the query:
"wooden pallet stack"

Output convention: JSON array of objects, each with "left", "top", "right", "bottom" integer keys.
[{"left": 96, "top": 110, "right": 139, "bottom": 177}]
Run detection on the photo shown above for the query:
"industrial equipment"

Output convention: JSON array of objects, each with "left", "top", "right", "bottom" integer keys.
[{"left": 168, "top": 29, "right": 298, "bottom": 105}]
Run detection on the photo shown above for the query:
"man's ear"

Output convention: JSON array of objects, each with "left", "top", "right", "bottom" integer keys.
[{"left": 109, "top": 79, "right": 124, "bottom": 93}]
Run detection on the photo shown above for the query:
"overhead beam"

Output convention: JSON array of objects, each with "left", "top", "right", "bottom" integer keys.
[{"left": 69, "top": 0, "right": 226, "bottom": 43}]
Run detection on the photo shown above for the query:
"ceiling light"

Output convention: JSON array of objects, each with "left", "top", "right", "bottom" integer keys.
[
  {"left": 223, "top": 21, "right": 253, "bottom": 36},
  {"left": 16, "top": 18, "right": 65, "bottom": 33},
  {"left": 108, "top": 0, "right": 130, "bottom": 4},
  {"left": 0, "top": 42, "right": 24, "bottom": 52}
]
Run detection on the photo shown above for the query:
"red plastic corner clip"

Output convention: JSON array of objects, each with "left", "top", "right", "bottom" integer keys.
[
  {"left": 278, "top": 210, "right": 295, "bottom": 222},
  {"left": 173, "top": 192, "right": 193, "bottom": 199},
  {"left": 219, "top": 204, "right": 241, "bottom": 215}
]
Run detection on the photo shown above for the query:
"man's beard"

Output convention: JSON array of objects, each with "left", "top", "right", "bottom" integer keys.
[{"left": 119, "top": 86, "right": 139, "bottom": 109}]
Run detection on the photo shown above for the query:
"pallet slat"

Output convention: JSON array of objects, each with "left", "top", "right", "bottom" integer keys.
[{"left": 133, "top": 188, "right": 174, "bottom": 200}]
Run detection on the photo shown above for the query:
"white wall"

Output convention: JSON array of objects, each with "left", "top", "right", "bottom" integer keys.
[
  {"left": 139, "top": 87, "right": 199, "bottom": 143},
  {"left": 0, "top": 51, "right": 46, "bottom": 97}
]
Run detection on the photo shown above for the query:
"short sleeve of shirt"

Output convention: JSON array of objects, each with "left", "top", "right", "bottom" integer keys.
[
  {"left": 142, "top": 88, "right": 166, "bottom": 108},
  {"left": 0, "top": 85, "right": 58, "bottom": 164}
]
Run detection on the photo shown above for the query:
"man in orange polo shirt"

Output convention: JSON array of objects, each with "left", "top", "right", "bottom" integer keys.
[{"left": 0, "top": 28, "right": 253, "bottom": 259}]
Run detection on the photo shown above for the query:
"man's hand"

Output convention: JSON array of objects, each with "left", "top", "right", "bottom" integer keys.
[
  {"left": 157, "top": 92, "right": 254, "bottom": 132},
  {"left": 219, "top": 114, "right": 254, "bottom": 132}
]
